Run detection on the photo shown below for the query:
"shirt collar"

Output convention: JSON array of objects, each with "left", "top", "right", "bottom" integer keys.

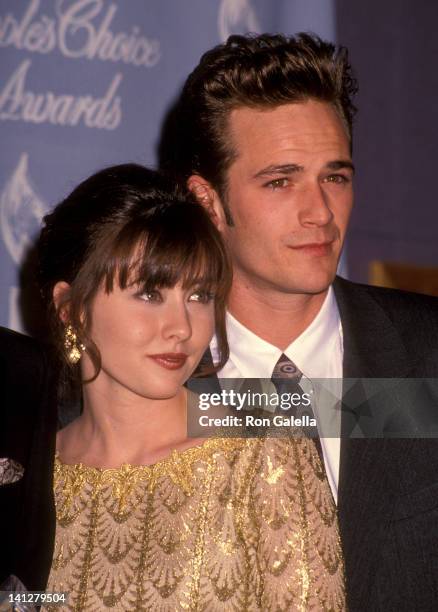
[
  {"left": 216, "top": 286, "right": 341, "bottom": 379},
  {"left": 284, "top": 286, "right": 342, "bottom": 379}
]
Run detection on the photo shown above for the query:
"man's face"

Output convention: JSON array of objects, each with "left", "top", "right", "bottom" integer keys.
[{"left": 219, "top": 100, "right": 353, "bottom": 296}]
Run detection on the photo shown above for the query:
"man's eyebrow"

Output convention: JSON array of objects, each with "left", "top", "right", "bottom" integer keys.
[
  {"left": 253, "top": 164, "right": 304, "bottom": 179},
  {"left": 326, "top": 159, "right": 355, "bottom": 173}
]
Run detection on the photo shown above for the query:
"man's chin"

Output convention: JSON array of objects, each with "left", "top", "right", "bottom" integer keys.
[
  {"left": 272, "top": 255, "right": 339, "bottom": 293},
  {"left": 281, "top": 272, "right": 336, "bottom": 296}
]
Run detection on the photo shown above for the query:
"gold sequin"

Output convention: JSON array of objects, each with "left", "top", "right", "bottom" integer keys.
[{"left": 45, "top": 437, "right": 345, "bottom": 611}]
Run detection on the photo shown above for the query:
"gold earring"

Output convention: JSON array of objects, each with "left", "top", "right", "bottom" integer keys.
[{"left": 64, "top": 325, "right": 85, "bottom": 364}]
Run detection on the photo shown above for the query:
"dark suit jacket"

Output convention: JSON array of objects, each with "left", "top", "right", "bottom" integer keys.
[
  {"left": 2, "top": 278, "right": 438, "bottom": 611},
  {"left": 0, "top": 327, "right": 57, "bottom": 592},
  {"left": 333, "top": 276, "right": 438, "bottom": 611}
]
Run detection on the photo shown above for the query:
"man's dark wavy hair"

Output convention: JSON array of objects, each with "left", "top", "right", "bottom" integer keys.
[{"left": 160, "top": 32, "right": 357, "bottom": 217}]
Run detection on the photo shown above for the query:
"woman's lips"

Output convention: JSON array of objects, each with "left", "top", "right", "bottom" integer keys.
[{"left": 148, "top": 353, "right": 188, "bottom": 370}]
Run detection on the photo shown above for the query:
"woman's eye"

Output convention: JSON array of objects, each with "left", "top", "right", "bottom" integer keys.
[
  {"left": 264, "top": 178, "right": 289, "bottom": 190},
  {"left": 138, "top": 290, "right": 162, "bottom": 303},
  {"left": 188, "top": 291, "right": 215, "bottom": 304}
]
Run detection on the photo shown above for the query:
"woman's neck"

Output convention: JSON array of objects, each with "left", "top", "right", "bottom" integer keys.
[{"left": 57, "top": 385, "right": 199, "bottom": 468}]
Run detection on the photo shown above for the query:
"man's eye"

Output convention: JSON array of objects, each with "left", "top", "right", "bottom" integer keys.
[
  {"left": 264, "top": 178, "right": 289, "bottom": 190},
  {"left": 188, "top": 291, "right": 215, "bottom": 304},
  {"left": 325, "top": 174, "right": 349, "bottom": 184},
  {"left": 138, "top": 290, "right": 162, "bottom": 303}
]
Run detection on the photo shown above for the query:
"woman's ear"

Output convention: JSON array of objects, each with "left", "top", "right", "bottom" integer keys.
[
  {"left": 52, "top": 281, "right": 71, "bottom": 324},
  {"left": 187, "top": 174, "right": 228, "bottom": 232}
]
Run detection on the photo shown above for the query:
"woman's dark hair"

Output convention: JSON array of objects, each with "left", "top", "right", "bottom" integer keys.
[{"left": 38, "top": 164, "right": 231, "bottom": 395}]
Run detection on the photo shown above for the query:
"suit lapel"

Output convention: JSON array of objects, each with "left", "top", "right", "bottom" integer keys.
[
  {"left": 333, "top": 277, "right": 414, "bottom": 606},
  {"left": 333, "top": 276, "right": 414, "bottom": 379}
]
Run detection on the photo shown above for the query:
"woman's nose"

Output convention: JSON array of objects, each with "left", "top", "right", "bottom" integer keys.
[{"left": 161, "top": 302, "right": 192, "bottom": 342}]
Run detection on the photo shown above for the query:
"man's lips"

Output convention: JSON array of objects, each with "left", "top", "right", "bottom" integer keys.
[
  {"left": 287, "top": 241, "right": 334, "bottom": 255},
  {"left": 148, "top": 353, "right": 188, "bottom": 370}
]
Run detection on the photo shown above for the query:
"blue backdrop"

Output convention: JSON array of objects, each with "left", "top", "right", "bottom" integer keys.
[{"left": 0, "top": 0, "right": 335, "bottom": 331}]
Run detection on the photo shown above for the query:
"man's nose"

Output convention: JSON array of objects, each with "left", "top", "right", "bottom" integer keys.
[
  {"left": 161, "top": 302, "right": 192, "bottom": 342},
  {"left": 298, "top": 182, "right": 334, "bottom": 227}
]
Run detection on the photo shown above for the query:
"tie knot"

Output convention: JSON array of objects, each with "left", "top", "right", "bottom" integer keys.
[{"left": 271, "top": 354, "right": 302, "bottom": 381}]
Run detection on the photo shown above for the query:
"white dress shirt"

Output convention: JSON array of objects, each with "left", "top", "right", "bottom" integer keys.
[{"left": 210, "top": 286, "right": 343, "bottom": 503}]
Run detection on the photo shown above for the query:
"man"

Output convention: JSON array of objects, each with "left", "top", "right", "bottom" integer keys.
[{"left": 161, "top": 34, "right": 438, "bottom": 610}]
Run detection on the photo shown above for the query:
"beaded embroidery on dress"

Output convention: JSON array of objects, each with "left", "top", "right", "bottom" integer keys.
[{"left": 45, "top": 437, "right": 345, "bottom": 611}]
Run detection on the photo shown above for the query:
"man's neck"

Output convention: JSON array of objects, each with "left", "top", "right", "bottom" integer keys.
[{"left": 227, "top": 282, "right": 329, "bottom": 350}]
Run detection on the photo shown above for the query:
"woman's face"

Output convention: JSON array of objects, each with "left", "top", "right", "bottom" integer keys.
[{"left": 82, "top": 281, "right": 215, "bottom": 401}]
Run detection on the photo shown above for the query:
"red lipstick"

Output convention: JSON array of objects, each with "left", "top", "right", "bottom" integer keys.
[{"left": 148, "top": 353, "right": 188, "bottom": 370}]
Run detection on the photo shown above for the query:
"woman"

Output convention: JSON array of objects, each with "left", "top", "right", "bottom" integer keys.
[{"left": 34, "top": 165, "right": 344, "bottom": 610}]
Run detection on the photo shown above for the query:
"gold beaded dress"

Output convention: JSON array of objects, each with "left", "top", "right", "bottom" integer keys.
[{"left": 45, "top": 437, "right": 345, "bottom": 611}]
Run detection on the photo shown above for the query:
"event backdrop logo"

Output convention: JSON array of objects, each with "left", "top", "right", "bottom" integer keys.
[
  {"left": 0, "top": 0, "right": 161, "bottom": 131},
  {"left": 0, "top": 153, "right": 49, "bottom": 330},
  {"left": 0, "top": 153, "right": 48, "bottom": 266},
  {"left": 218, "top": 0, "right": 260, "bottom": 41}
]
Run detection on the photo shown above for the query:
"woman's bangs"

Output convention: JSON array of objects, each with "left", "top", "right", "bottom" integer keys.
[
  {"left": 130, "top": 234, "right": 224, "bottom": 293},
  {"left": 101, "top": 203, "right": 229, "bottom": 298}
]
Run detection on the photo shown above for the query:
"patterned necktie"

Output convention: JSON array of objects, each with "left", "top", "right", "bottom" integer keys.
[{"left": 271, "top": 354, "right": 323, "bottom": 461}]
